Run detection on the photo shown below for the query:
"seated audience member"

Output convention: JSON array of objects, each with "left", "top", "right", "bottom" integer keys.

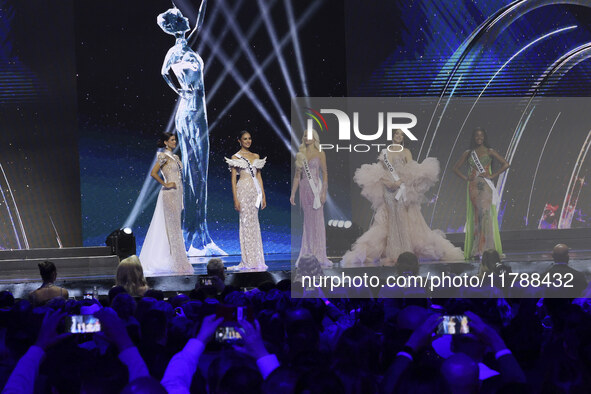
[
  {"left": 207, "top": 257, "right": 226, "bottom": 282},
  {"left": 396, "top": 252, "right": 419, "bottom": 276},
  {"left": 478, "top": 249, "right": 512, "bottom": 278},
  {"left": 194, "top": 258, "right": 226, "bottom": 296},
  {"left": 28, "top": 261, "right": 69, "bottom": 306},
  {"left": 544, "top": 243, "right": 588, "bottom": 297},
  {"left": 116, "top": 255, "right": 149, "bottom": 297}
]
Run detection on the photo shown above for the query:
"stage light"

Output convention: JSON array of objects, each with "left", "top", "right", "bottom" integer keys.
[
  {"left": 325, "top": 220, "right": 363, "bottom": 257},
  {"left": 106, "top": 228, "right": 136, "bottom": 260}
]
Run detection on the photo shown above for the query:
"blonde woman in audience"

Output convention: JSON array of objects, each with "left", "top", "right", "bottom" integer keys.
[{"left": 116, "top": 255, "right": 149, "bottom": 297}]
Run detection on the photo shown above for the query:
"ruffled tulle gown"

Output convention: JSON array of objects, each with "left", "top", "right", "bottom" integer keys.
[
  {"left": 297, "top": 157, "right": 331, "bottom": 267},
  {"left": 225, "top": 155, "right": 268, "bottom": 271},
  {"left": 342, "top": 150, "right": 463, "bottom": 267},
  {"left": 140, "top": 151, "right": 193, "bottom": 275}
]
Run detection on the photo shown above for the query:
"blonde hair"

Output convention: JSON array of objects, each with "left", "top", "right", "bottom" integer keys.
[
  {"left": 295, "top": 129, "right": 320, "bottom": 169},
  {"left": 116, "top": 255, "right": 148, "bottom": 296}
]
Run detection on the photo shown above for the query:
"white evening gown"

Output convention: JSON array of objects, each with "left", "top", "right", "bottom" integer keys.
[
  {"left": 140, "top": 151, "right": 193, "bottom": 275},
  {"left": 225, "top": 154, "right": 268, "bottom": 271}
]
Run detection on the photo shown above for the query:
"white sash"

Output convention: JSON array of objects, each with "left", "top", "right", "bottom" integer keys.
[
  {"left": 236, "top": 153, "right": 263, "bottom": 208},
  {"left": 382, "top": 151, "right": 406, "bottom": 201},
  {"left": 162, "top": 150, "right": 182, "bottom": 175},
  {"left": 470, "top": 150, "right": 500, "bottom": 206},
  {"left": 303, "top": 158, "right": 322, "bottom": 210}
]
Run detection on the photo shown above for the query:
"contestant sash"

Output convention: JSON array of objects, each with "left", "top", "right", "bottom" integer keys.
[
  {"left": 470, "top": 150, "right": 500, "bottom": 206},
  {"left": 303, "top": 158, "right": 322, "bottom": 210},
  {"left": 162, "top": 151, "right": 182, "bottom": 175},
  {"left": 382, "top": 151, "right": 405, "bottom": 201},
  {"left": 236, "top": 153, "right": 263, "bottom": 208}
]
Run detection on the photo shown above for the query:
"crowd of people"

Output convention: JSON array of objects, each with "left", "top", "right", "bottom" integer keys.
[{"left": 0, "top": 246, "right": 590, "bottom": 393}]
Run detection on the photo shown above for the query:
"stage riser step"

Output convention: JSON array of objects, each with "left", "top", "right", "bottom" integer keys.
[
  {"left": 0, "top": 256, "right": 119, "bottom": 276},
  {"left": 0, "top": 270, "right": 292, "bottom": 300},
  {"left": 0, "top": 247, "right": 113, "bottom": 261}
]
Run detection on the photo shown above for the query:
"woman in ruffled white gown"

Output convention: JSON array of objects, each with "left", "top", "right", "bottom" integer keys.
[
  {"left": 342, "top": 130, "right": 463, "bottom": 267},
  {"left": 139, "top": 133, "right": 193, "bottom": 275},
  {"left": 225, "top": 131, "right": 268, "bottom": 271}
]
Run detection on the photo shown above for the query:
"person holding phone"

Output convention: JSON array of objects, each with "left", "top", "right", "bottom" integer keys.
[
  {"left": 140, "top": 133, "right": 193, "bottom": 275},
  {"left": 225, "top": 131, "right": 268, "bottom": 271}
]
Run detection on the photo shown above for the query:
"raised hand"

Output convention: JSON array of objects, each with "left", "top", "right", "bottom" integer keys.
[
  {"left": 196, "top": 315, "right": 223, "bottom": 344},
  {"left": 35, "top": 310, "right": 71, "bottom": 351},
  {"left": 234, "top": 319, "right": 268, "bottom": 359}
]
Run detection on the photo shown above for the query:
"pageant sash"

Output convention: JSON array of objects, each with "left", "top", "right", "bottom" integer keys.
[
  {"left": 470, "top": 150, "right": 500, "bottom": 206},
  {"left": 303, "top": 158, "right": 322, "bottom": 210},
  {"left": 382, "top": 151, "right": 405, "bottom": 201},
  {"left": 236, "top": 153, "right": 263, "bottom": 208},
  {"left": 162, "top": 150, "right": 183, "bottom": 175}
]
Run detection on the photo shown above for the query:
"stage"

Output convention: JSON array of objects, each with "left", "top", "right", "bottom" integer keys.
[{"left": 2, "top": 228, "right": 591, "bottom": 299}]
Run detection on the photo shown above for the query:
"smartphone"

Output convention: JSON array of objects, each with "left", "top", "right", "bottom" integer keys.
[
  {"left": 436, "top": 315, "right": 470, "bottom": 335},
  {"left": 65, "top": 315, "right": 101, "bottom": 334},
  {"left": 199, "top": 276, "right": 216, "bottom": 287},
  {"left": 215, "top": 325, "right": 245, "bottom": 344},
  {"left": 83, "top": 293, "right": 94, "bottom": 300}
]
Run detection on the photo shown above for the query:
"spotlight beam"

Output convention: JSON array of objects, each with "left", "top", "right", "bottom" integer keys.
[
  {"left": 256, "top": 0, "right": 297, "bottom": 99},
  {"left": 207, "top": 0, "right": 280, "bottom": 100},
  {"left": 196, "top": 0, "right": 244, "bottom": 62},
  {"left": 217, "top": 0, "right": 290, "bottom": 132},
  {"left": 200, "top": 33, "right": 291, "bottom": 149},
  {"left": 209, "top": 1, "right": 321, "bottom": 136},
  {"left": 283, "top": 0, "right": 309, "bottom": 96}
]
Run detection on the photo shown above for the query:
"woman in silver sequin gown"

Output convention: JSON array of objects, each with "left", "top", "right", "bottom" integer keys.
[
  {"left": 140, "top": 133, "right": 193, "bottom": 275},
  {"left": 225, "top": 131, "right": 268, "bottom": 271}
]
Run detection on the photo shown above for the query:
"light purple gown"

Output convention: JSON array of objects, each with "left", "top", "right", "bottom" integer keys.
[{"left": 297, "top": 157, "right": 331, "bottom": 267}]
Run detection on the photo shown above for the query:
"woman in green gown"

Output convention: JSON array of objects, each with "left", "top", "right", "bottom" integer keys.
[{"left": 453, "top": 128, "right": 510, "bottom": 260}]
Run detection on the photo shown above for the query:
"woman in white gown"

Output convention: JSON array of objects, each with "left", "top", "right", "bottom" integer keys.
[
  {"left": 225, "top": 131, "right": 268, "bottom": 271},
  {"left": 342, "top": 130, "right": 463, "bottom": 267},
  {"left": 140, "top": 133, "right": 193, "bottom": 275}
]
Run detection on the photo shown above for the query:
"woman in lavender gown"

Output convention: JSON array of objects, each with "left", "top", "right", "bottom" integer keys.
[
  {"left": 225, "top": 131, "right": 268, "bottom": 271},
  {"left": 140, "top": 133, "right": 193, "bottom": 275},
  {"left": 290, "top": 130, "right": 331, "bottom": 267}
]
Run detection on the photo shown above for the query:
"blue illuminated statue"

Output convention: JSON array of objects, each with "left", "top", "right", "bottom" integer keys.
[{"left": 157, "top": 1, "right": 224, "bottom": 256}]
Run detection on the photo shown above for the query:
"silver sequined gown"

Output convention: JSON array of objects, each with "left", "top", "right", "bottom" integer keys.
[
  {"left": 140, "top": 152, "right": 193, "bottom": 275},
  {"left": 225, "top": 155, "right": 267, "bottom": 270}
]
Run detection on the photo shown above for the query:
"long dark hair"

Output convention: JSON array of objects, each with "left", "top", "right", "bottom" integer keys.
[
  {"left": 237, "top": 130, "right": 251, "bottom": 140},
  {"left": 157, "top": 132, "right": 175, "bottom": 148},
  {"left": 469, "top": 127, "right": 490, "bottom": 150}
]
